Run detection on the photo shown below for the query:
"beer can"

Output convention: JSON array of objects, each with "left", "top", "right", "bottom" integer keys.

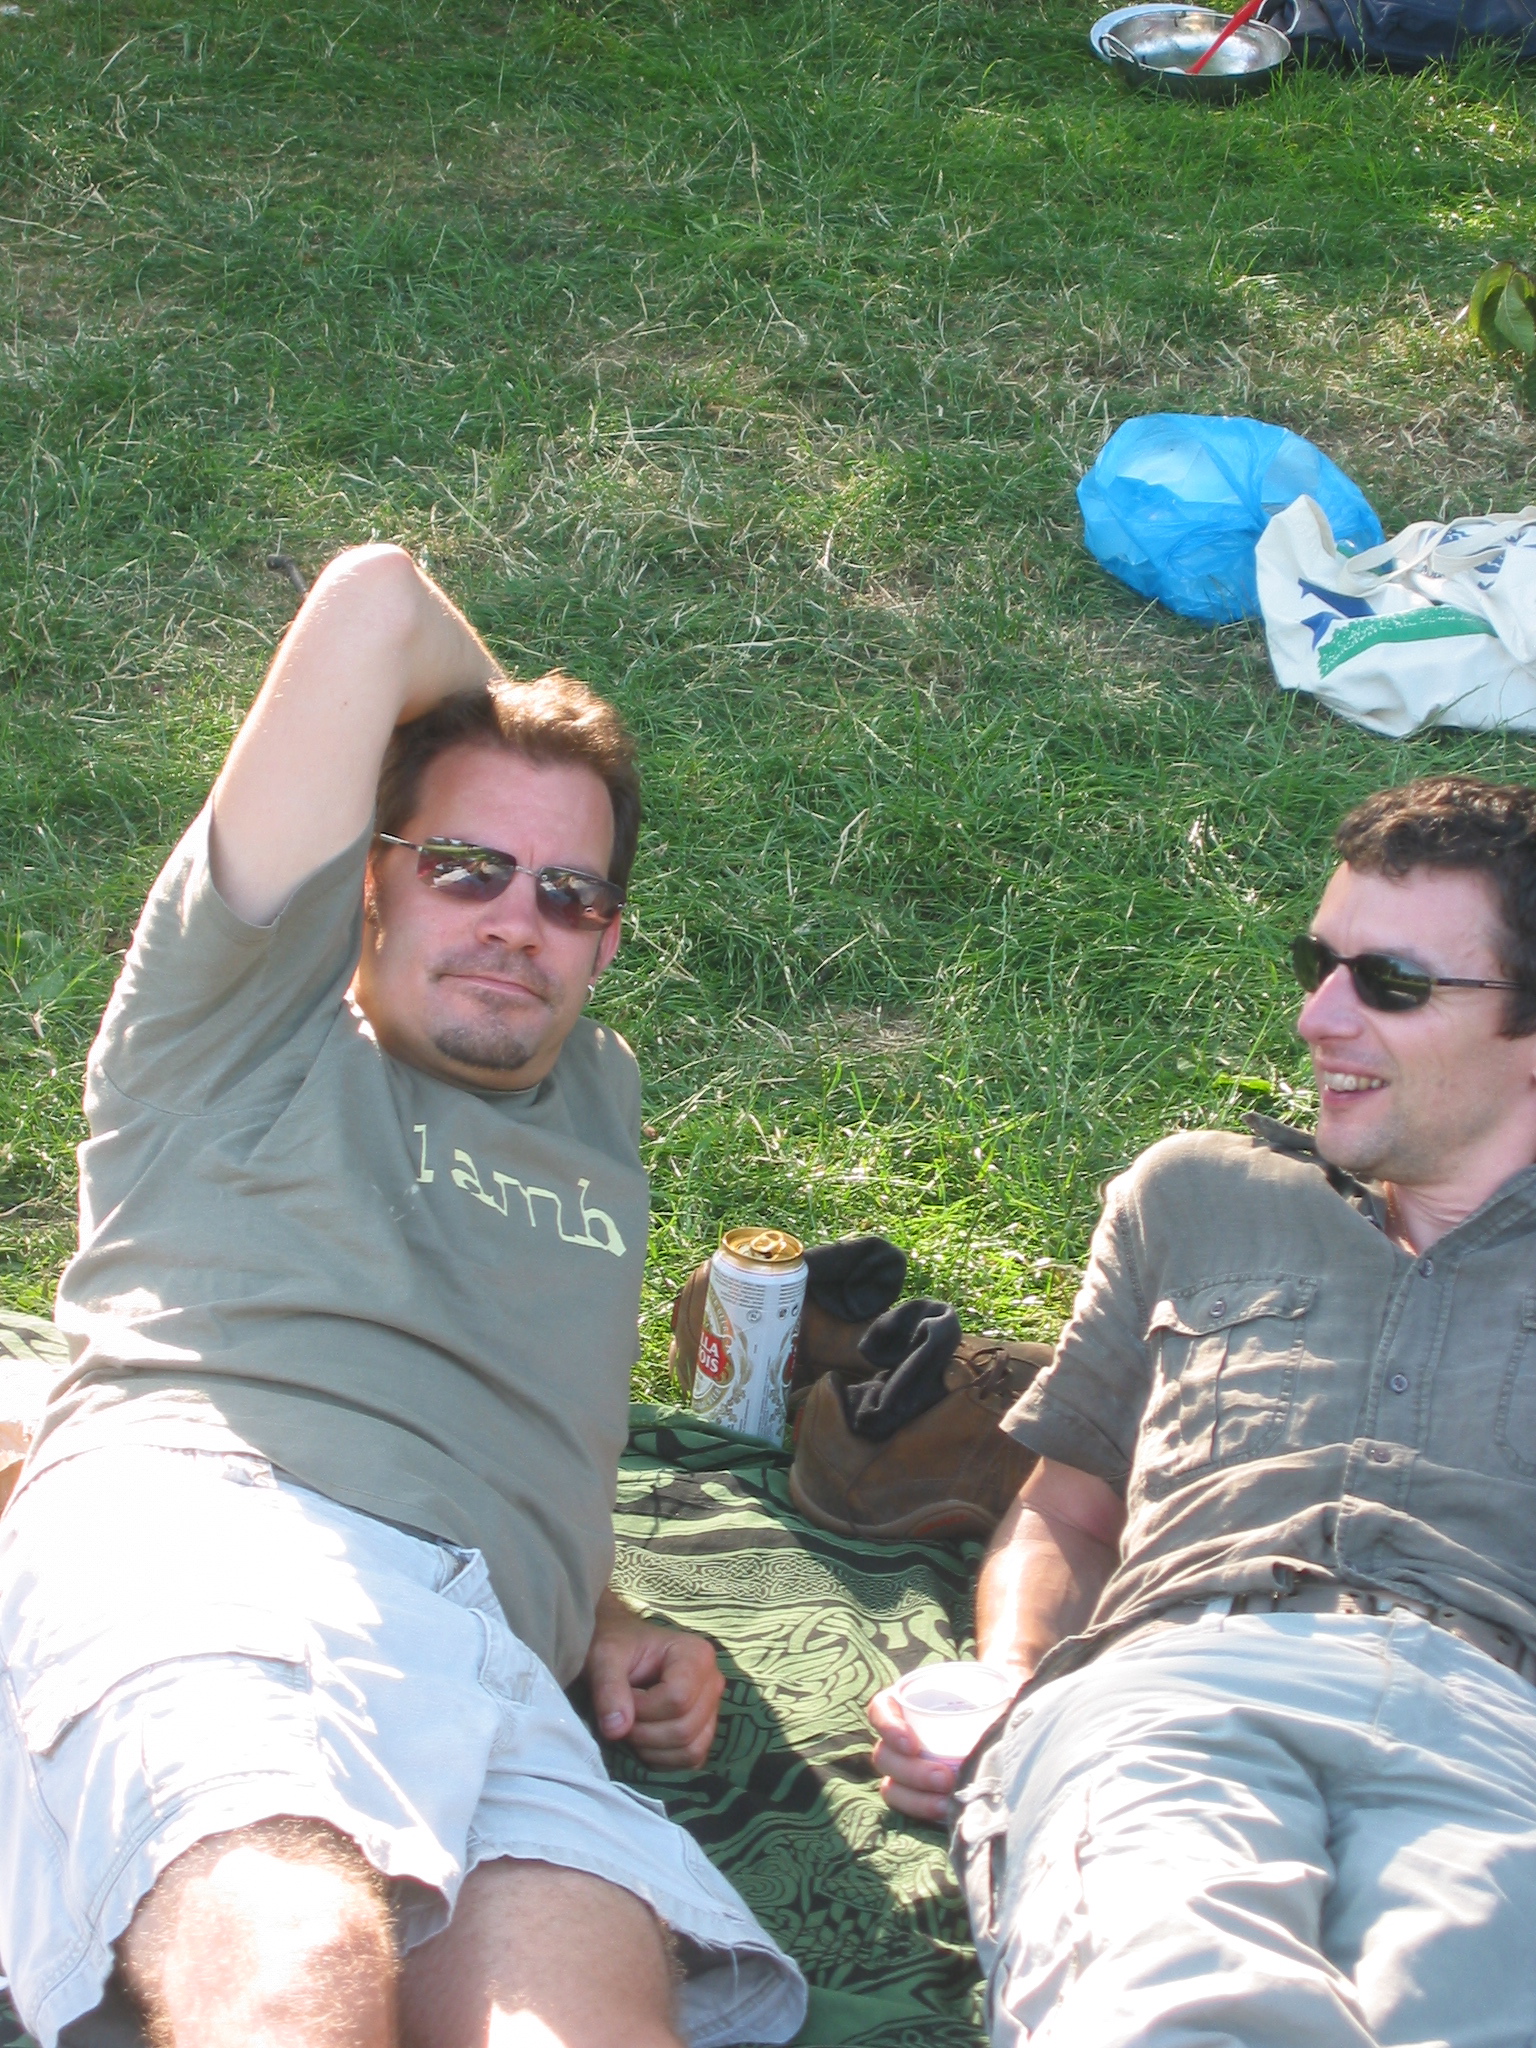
[{"left": 690, "top": 1227, "right": 807, "bottom": 1441}]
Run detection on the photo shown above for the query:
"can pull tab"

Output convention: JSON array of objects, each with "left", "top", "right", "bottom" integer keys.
[{"left": 722, "top": 1227, "right": 804, "bottom": 1266}]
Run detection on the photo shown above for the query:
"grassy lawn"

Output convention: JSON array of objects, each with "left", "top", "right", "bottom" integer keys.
[{"left": 1, "top": 0, "right": 1534, "bottom": 1393}]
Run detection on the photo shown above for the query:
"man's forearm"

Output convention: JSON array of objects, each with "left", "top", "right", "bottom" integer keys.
[
  {"left": 976, "top": 1492, "right": 1119, "bottom": 1680},
  {"left": 870, "top": 1458, "right": 1122, "bottom": 1819}
]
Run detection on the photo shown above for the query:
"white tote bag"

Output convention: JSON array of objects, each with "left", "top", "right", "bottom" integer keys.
[{"left": 1255, "top": 496, "right": 1536, "bottom": 737}]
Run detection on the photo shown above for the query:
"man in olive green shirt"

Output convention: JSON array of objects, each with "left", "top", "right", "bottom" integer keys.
[
  {"left": 0, "top": 549, "right": 804, "bottom": 2048},
  {"left": 874, "top": 775, "right": 1536, "bottom": 2048}
]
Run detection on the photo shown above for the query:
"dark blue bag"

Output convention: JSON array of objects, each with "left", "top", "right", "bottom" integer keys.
[
  {"left": 1077, "top": 414, "right": 1383, "bottom": 625},
  {"left": 1273, "top": 0, "right": 1536, "bottom": 66}
]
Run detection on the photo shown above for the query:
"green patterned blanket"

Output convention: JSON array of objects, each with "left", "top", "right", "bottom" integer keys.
[
  {"left": 606, "top": 1409, "right": 985, "bottom": 2047},
  {"left": 0, "top": 1381, "right": 985, "bottom": 2048}
]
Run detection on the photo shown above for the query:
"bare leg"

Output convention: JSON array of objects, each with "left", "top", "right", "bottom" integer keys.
[
  {"left": 119, "top": 1816, "right": 398, "bottom": 2048},
  {"left": 398, "top": 1859, "right": 683, "bottom": 2048}
]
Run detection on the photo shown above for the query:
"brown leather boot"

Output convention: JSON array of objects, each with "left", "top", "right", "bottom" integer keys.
[
  {"left": 667, "top": 1259, "right": 710, "bottom": 1397},
  {"left": 668, "top": 1258, "right": 881, "bottom": 1401},
  {"left": 787, "top": 1337, "right": 1053, "bottom": 1541}
]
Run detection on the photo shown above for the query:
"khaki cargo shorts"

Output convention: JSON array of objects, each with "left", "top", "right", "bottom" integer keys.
[{"left": 0, "top": 1443, "right": 806, "bottom": 2048}]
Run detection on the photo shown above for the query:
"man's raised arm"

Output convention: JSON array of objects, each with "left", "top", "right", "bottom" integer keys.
[
  {"left": 210, "top": 546, "right": 501, "bottom": 926},
  {"left": 869, "top": 1457, "right": 1125, "bottom": 1822}
]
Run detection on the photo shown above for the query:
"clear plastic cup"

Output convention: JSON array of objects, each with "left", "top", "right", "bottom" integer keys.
[{"left": 891, "top": 1660, "right": 1015, "bottom": 1762}]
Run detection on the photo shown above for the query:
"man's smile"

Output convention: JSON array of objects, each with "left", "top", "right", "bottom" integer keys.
[
  {"left": 429, "top": 947, "right": 559, "bottom": 1008},
  {"left": 438, "top": 969, "right": 550, "bottom": 1002},
  {"left": 1317, "top": 1070, "right": 1387, "bottom": 1094}
]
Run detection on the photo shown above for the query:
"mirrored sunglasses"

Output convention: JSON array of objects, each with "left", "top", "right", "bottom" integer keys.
[{"left": 375, "top": 834, "right": 625, "bottom": 932}]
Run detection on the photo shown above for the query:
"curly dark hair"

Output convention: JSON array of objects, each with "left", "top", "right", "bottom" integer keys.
[
  {"left": 375, "top": 672, "right": 641, "bottom": 891},
  {"left": 1335, "top": 775, "right": 1536, "bottom": 1036}
]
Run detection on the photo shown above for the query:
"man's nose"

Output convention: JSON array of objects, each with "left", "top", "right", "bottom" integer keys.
[
  {"left": 1297, "top": 962, "right": 1362, "bottom": 1043},
  {"left": 474, "top": 869, "right": 544, "bottom": 947}
]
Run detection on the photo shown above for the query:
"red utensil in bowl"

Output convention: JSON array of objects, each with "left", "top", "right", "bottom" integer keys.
[{"left": 1188, "top": 0, "right": 1267, "bottom": 72}]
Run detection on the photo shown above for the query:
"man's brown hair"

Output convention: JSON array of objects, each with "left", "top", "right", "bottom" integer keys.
[
  {"left": 375, "top": 673, "right": 641, "bottom": 891},
  {"left": 1335, "top": 774, "right": 1536, "bottom": 1035}
]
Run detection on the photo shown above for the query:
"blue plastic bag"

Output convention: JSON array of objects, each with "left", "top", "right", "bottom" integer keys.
[{"left": 1077, "top": 414, "right": 1383, "bottom": 624}]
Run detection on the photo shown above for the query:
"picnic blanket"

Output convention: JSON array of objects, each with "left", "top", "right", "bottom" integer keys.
[
  {"left": 0, "top": 1326, "right": 985, "bottom": 2048},
  {"left": 604, "top": 1410, "right": 985, "bottom": 2046}
]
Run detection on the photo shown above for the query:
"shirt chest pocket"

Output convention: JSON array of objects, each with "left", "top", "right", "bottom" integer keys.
[{"left": 1143, "top": 1275, "right": 1315, "bottom": 1480}]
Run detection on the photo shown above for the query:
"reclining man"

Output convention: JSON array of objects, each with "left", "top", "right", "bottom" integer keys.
[
  {"left": 0, "top": 546, "right": 806, "bottom": 2048},
  {"left": 872, "top": 773, "right": 1536, "bottom": 2047}
]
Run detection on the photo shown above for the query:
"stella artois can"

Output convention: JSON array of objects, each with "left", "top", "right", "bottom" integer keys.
[{"left": 690, "top": 1227, "right": 807, "bottom": 1441}]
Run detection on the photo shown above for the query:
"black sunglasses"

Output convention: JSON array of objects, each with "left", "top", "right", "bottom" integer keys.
[
  {"left": 375, "top": 834, "right": 625, "bottom": 932},
  {"left": 1290, "top": 933, "right": 1523, "bottom": 1014}
]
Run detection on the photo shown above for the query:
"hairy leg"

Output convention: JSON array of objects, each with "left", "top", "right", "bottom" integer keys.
[
  {"left": 398, "top": 1858, "right": 682, "bottom": 2048},
  {"left": 118, "top": 1816, "right": 398, "bottom": 2048}
]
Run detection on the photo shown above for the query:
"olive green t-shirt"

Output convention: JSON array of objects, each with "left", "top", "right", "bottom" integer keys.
[{"left": 38, "top": 806, "right": 649, "bottom": 1685}]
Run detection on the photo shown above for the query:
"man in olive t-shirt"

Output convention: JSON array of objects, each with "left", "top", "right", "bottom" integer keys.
[
  {"left": 873, "top": 774, "right": 1536, "bottom": 2048},
  {"left": 0, "top": 548, "right": 805, "bottom": 2048}
]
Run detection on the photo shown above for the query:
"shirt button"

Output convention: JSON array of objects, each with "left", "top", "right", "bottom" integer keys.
[
  {"left": 1388, "top": 1373, "right": 1409, "bottom": 1394},
  {"left": 1418, "top": 1257, "right": 1434, "bottom": 1278},
  {"left": 1209, "top": 1298, "right": 1227, "bottom": 1320},
  {"left": 1368, "top": 1446, "right": 1392, "bottom": 1463}
]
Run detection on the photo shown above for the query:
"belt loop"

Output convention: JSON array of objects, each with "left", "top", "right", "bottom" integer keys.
[{"left": 1203, "top": 1595, "right": 1235, "bottom": 1620}]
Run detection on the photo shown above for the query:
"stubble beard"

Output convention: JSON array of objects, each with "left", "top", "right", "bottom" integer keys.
[
  {"left": 430, "top": 1016, "right": 546, "bottom": 1073},
  {"left": 1316, "top": 1094, "right": 1433, "bottom": 1189},
  {"left": 427, "top": 951, "right": 564, "bottom": 1076}
]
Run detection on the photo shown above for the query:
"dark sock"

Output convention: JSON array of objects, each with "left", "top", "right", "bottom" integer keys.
[
  {"left": 803, "top": 1235, "right": 908, "bottom": 1323},
  {"left": 838, "top": 1299, "right": 961, "bottom": 1440}
]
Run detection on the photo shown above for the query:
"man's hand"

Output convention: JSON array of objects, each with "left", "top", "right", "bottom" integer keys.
[
  {"left": 584, "top": 1589, "right": 725, "bottom": 1770},
  {"left": 867, "top": 1684, "right": 961, "bottom": 1825}
]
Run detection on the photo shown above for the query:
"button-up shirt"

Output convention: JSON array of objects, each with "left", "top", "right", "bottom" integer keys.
[{"left": 1003, "top": 1116, "right": 1536, "bottom": 1678}]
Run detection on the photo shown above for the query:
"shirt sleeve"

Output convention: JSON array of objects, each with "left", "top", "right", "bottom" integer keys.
[
  {"left": 1001, "top": 1174, "right": 1153, "bottom": 1491},
  {"left": 87, "top": 802, "right": 371, "bottom": 1116}
]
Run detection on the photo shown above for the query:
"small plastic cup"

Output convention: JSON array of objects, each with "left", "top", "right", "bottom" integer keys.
[{"left": 891, "top": 1660, "right": 1015, "bottom": 1763}]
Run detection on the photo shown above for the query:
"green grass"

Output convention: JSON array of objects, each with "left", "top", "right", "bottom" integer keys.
[{"left": 1, "top": 0, "right": 1534, "bottom": 1389}]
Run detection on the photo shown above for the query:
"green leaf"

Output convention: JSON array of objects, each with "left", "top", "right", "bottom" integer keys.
[
  {"left": 1469, "top": 263, "right": 1536, "bottom": 361},
  {"left": 1494, "top": 276, "right": 1536, "bottom": 359},
  {"left": 1469, "top": 263, "right": 1514, "bottom": 352},
  {"left": 1466, "top": 262, "right": 1515, "bottom": 350}
]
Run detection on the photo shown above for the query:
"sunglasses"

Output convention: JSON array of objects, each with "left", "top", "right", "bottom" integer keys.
[
  {"left": 374, "top": 834, "right": 625, "bottom": 932},
  {"left": 1290, "top": 933, "right": 1523, "bottom": 1014}
]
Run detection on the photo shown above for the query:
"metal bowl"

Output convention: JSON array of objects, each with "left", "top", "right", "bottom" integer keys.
[{"left": 1091, "top": 5, "right": 1291, "bottom": 98}]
